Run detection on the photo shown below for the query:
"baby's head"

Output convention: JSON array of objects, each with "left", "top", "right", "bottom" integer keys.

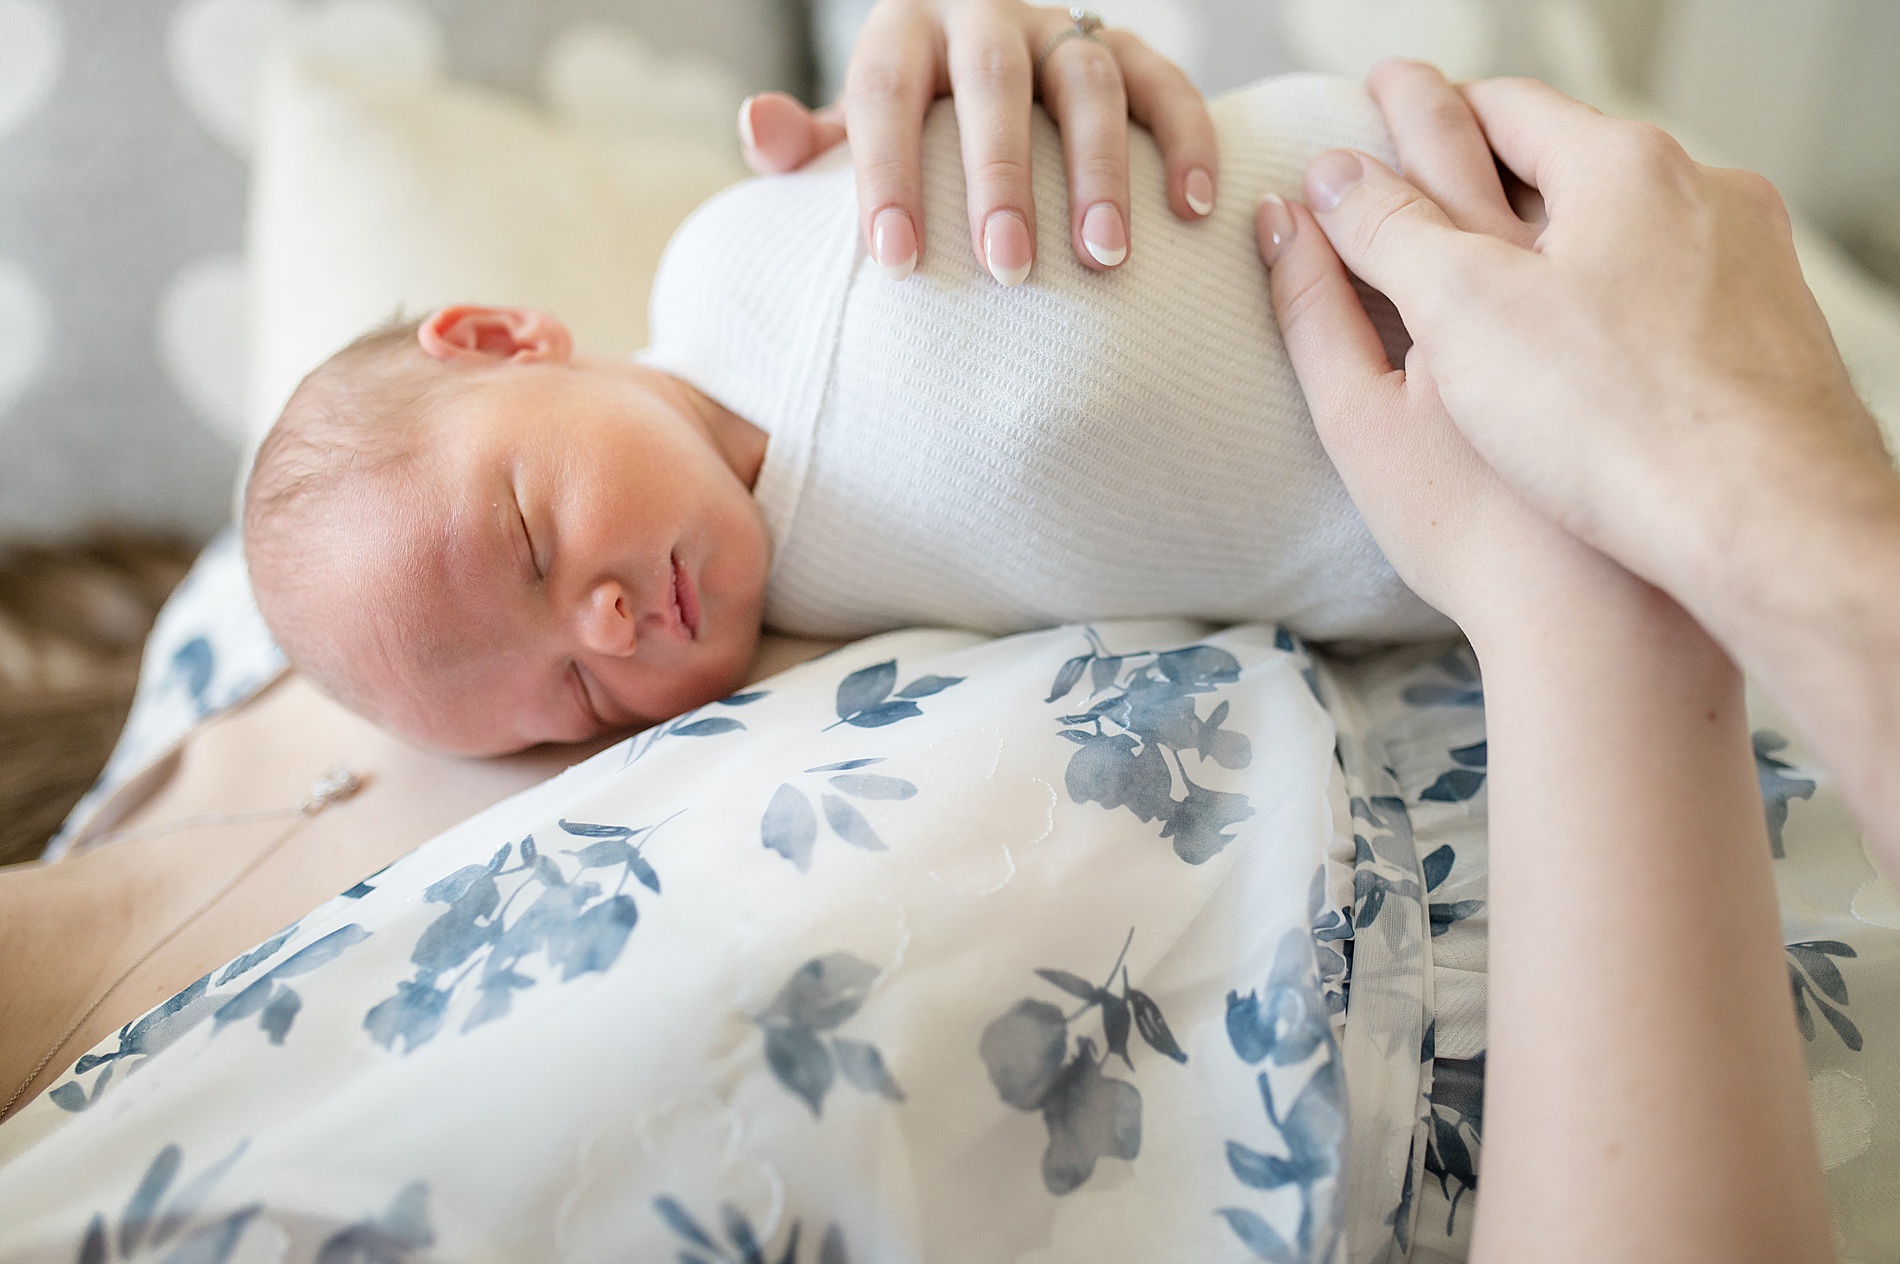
[{"left": 244, "top": 305, "right": 771, "bottom": 756}]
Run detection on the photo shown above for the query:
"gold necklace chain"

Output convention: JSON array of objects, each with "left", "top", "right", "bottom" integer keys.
[{"left": 1, "top": 766, "right": 366, "bottom": 1122}]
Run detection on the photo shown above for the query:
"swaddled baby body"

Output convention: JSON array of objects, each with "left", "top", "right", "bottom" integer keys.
[{"left": 244, "top": 75, "right": 1450, "bottom": 756}]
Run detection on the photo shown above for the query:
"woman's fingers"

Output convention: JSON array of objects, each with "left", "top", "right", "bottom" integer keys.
[
  {"left": 1302, "top": 149, "right": 1499, "bottom": 324},
  {"left": 1109, "top": 29, "right": 1218, "bottom": 221},
  {"left": 1457, "top": 77, "right": 1608, "bottom": 205},
  {"left": 942, "top": 7, "right": 1039, "bottom": 285},
  {"left": 738, "top": 93, "right": 846, "bottom": 175},
  {"left": 1365, "top": 59, "right": 1525, "bottom": 242},
  {"left": 843, "top": 2, "right": 943, "bottom": 280},
  {"left": 1259, "top": 195, "right": 1403, "bottom": 439},
  {"left": 1038, "top": 31, "right": 1130, "bottom": 268}
]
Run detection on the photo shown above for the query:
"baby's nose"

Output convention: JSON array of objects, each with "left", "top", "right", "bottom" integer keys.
[{"left": 577, "top": 580, "right": 638, "bottom": 657}]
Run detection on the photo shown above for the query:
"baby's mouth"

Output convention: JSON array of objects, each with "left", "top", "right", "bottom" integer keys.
[{"left": 671, "top": 552, "right": 701, "bottom": 640}]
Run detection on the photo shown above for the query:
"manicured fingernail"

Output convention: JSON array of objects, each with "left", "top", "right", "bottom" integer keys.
[
  {"left": 1307, "top": 150, "right": 1364, "bottom": 213},
  {"left": 1184, "top": 167, "right": 1215, "bottom": 217},
  {"left": 872, "top": 208, "right": 917, "bottom": 281},
  {"left": 984, "top": 210, "right": 1033, "bottom": 287},
  {"left": 737, "top": 95, "right": 758, "bottom": 151},
  {"left": 1081, "top": 202, "right": 1127, "bottom": 267},
  {"left": 1257, "top": 194, "right": 1296, "bottom": 264}
]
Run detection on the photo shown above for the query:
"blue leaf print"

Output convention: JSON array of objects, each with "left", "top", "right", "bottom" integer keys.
[
  {"left": 832, "top": 1038, "right": 906, "bottom": 1102},
  {"left": 364, "top": 980, "right": 453, "bottom": 1053},
  {"left": 763, "top": 784, "right": 819, "bottom": 871},
  {"left": 1040, "top": 1040, "right": 1142, "bottom": 1194},
  {"left": 559, "top": 895, "right": 639, "bottom": 978},
  {"left": 120, "top": 1142, "right": 181, "bottom": 1255},
  {"left": 827, "top": 773, "right": 916, "bottom": 800},
  {"left": 148, "top": 1140, "right": 249, "bottom": 1251},
  {"left": 1401, "top": 648, "right": 1483, "bottom": 709},
  {"left": 836, "top": 660, "right": 898, "bottom": 717},
  {"left": 1214, "top": 1207, "right": 1297, "bottom": 1263},
  {"left": 1127, "top": 989, "right": 1186, "bottom": 1063},
  {"left": 316, "top": 1181, "right": 436, "bottom": 1263},
  {"left": 171, "top": 637, "right": 215, "bottom": 714},
  {"left": 807, "top": 759, "right": 883, "bottom": 772},
  {"left": 830, "top": 659, "right": 960, "bottom": 728},
  {"left": 1419, "top": 768, "right": 1486, "bottom": 803},
  {"left": 821, "top": 794, "right": 887, "bottom": 851},
  {"left": 1047, "top": 654, "right": 1091, "bottom": 703},
  {"left": 978, "top": 931, "right": 1182, "bottom": 1194},
  {"left": 979, "top": 999, "right": 1071, "bottom": 1109},
  {"left": 1035, "top": 969, "right": 1110, "bottom": 1004},
  {"left": 1065, "top": 733, "right": 1173, "bottom": 824},
  {"left": 72, "top": 1141, "right": 255, "bottom": 1263},
  {"left": 1755, "top": 730, "right": 1817, "bottom": 858},
  {"left": 1226, "top": 991, "right": 1273, "bottom": 1065},
  {"left": 1449, "top": 741, "right": 1487, "bottom": 767},
  {"left": 1788, "top": 940, "right": 1862, "bottom": 1050},
  {"left": 1420, "top": 844, "right": 1455, "bottom": 892},
  {"left": 1159, "top": 771, "right": 1256, "bottom": 864},
  {"left": 259, "top": 988, "right": 302, "bottom": 1044},
  {"left": 672, "top": 716, "right": 746, "bottom": 737},
  {"left": 763, "top": 954, "right": 879, "bottom": 1030},
  {"left": 1052, "top": 635, "right": 1257, "bottom": 863},
  {"left": 654, "top": 1196, "right": 851, "bottom": 1264},
  {"left": 721, "top": 690, "right": 770, "bottom": 706},
  {"left": 721, "top": 1204, "right": 765, "bottom": 1264},
  {"left": 654, "top": 1197, "right": 720, "bottom": 1252},
  {"left": 216, "top": 927, "right": 296, "bottom": 985},
  {"left": 1430, "top": 900, "right": 1484, "bottom": 937},
  {"left": 159, "top": 1205, "right": 260, "bottom": 1263},
  {"left": 756, "top": 955, "right": 902, "bottom": 1117},
  {"left": 764, "top": 1025, "right": 835, "bottom": 1116},
  {"left": 1221, "top": 930, "right": 1344, "bottom": 1260},
  {"left": 894, "top": 674, "right": 962, "bottom": 699},
  {"left": 837, "top": 700, "right": 922, "bottom": 728},
  {"left": 1423, "top": 1050, "right": 1486, "bottom": 1233}
]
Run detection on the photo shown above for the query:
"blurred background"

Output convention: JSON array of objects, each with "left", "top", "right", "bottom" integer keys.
[{"left": 1, "top": 0, "right": 1897, "bottom": 855}]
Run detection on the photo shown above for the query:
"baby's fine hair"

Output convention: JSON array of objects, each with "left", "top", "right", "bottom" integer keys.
[
  {"left": 244, "top": 314, "right": 434, "bottom": 530},
  {"left": 243, "top": 313, "right": 448, "bottom": 712}
]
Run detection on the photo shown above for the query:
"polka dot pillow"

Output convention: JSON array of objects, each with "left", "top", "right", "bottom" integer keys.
[{"left": 0, "top": 0, "right": 808, "bottom": 542}]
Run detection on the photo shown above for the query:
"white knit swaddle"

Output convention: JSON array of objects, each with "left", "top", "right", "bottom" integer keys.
[{"left": 641, "top": 74, "right": 1453, "bottom": 642}]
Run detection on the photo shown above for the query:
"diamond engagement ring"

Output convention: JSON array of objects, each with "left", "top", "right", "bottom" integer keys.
[{"left": 1037, "top": 6, "right": 1107, "bottom": 74}]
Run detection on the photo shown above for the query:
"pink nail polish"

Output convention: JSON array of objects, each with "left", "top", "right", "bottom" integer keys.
[
  {"left": 1306, "top": 150, "right": 1364, "bottom": 213},
  {"left": 1081, "top": 203, "right": 1127, "bottom": 267},
  {"left": 872, "top": 208, "right": 917, "bottom": 281},
  {"left": 1184, "top": 167, "right": 1215, "bottom": 217},
  {"left": 984, "top": 211, "right": 1033, "bottom": 287},
  {"left": 1258, "top": 194, "right": 1296, "bottom": 264}
]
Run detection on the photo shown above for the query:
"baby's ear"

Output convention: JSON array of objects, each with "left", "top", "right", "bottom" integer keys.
[{"left": 417, "top": 306, "right": 574, "bottom": 365}]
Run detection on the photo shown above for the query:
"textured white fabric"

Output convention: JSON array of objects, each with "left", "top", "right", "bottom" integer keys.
[{"left": 642, "top": 74, "right": 1453, "bottom": 643}]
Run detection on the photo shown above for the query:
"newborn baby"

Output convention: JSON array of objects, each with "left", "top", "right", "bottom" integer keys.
[{"left": 245, "top": 74, "right": 1449, "bottom": 756}]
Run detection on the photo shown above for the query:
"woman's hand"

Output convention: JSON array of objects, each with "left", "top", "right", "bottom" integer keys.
[
  {"left": 739, "top": 0, "right": 1218, "bottom": 285},
  {"left": 1280, "top": 66, "right": 1892, "bottom": 619},
  {"left": 1256, "top": 63, "right": 1638, "bottom": 653},
  {"left": 1279, "top": 60, "right": 1900, "bottom": 869}
]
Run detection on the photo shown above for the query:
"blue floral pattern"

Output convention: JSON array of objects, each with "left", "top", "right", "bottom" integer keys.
[{"left": 18, "top": 615, "right": 1899, "bottom": 1262}]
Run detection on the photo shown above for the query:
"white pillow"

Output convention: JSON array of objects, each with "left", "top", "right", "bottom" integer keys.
[{"left": 243, "top": 52, "right": 747, "bottom": 477}]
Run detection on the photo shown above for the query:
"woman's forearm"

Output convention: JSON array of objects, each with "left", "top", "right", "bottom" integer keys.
[
  {"left": 1467, "top": 587, "right": 1833, "bottom": 1263},
  {"left": 1670, "top": 435, "right": 1900, "bottom": 875}
]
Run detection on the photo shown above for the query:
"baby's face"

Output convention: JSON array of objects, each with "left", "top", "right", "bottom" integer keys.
[{"left": 340, "top": 361, "right": 770, "bottom": 755}]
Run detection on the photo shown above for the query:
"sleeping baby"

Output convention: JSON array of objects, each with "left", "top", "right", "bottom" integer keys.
[{"left": 243, "top": 74, "right": 1451, "bottom": 756}]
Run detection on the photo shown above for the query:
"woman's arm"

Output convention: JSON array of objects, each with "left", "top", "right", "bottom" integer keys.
[
  {"left": 1470, "top": 580, "right": 1830, "bottom": 1261},
  {"left": 738, "top": 1, "right": 1218, "bottom": 284},
  {"left": 1258, "top": 65, "right": 1834, "bottom": 1257}
]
